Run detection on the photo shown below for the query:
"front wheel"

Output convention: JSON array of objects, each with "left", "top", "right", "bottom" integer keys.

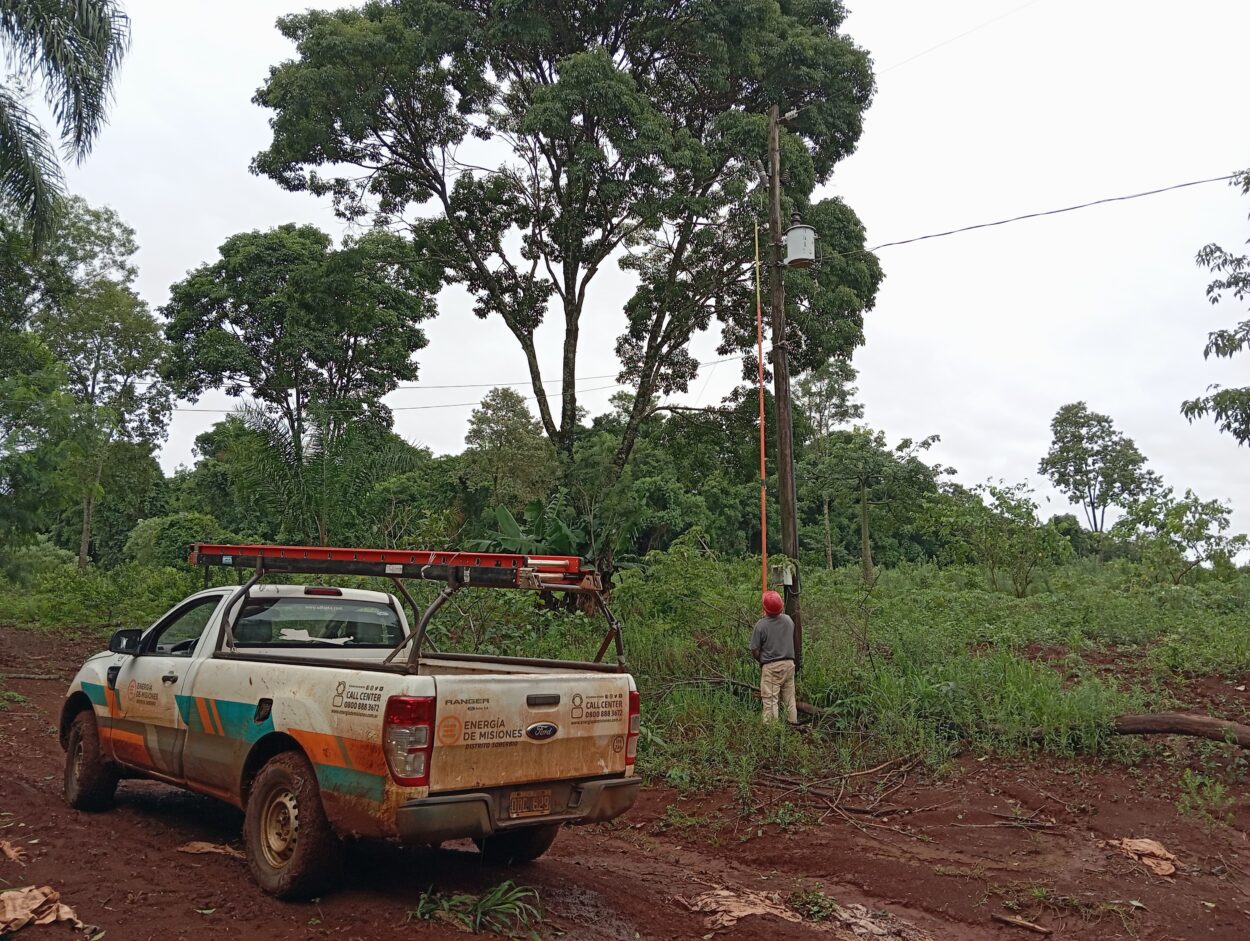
[
  {"left": 475, "top": 824, "right": 560, "bottom": 865},
  {"left": 244, "top": 751, "right": 340, "bottom": 899},
  {"left": 64, "top": 710, "right": 118, "bottom": 811}
]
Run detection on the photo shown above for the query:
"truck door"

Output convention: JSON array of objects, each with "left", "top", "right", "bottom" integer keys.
[{"left": 109, "top": 593, "right": 223, "bottom": 780}]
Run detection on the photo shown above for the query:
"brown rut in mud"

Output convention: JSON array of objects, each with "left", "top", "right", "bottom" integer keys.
[{"left": 2, "top": 626, "right": 1248, "bottom": 940}]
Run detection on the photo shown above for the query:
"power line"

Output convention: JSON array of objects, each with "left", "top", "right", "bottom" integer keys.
[
  {"left": 860, "top": 172, "right": 1239, "bottom": 254},
  {"left": 880, "top": 0, "right": 1051, "bottom": 74}
]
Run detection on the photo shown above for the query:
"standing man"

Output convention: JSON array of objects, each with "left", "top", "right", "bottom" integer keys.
[{"left": 750, "top": 590, "right": 798, "bottom": 725}]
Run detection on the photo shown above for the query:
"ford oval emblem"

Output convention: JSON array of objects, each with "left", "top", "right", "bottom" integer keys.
[{"left": 526, "top": 722, "right": 559, "bottom": 741}]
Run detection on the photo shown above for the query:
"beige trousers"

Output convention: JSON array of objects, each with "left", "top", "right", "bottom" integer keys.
[{"left": 760, "top": 659, "right": 797, "bottom": 724}]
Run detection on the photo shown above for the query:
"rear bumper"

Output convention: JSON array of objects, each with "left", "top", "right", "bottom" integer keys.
[{"left": 395, "top": 775, "right": 641, "bottom": 845}]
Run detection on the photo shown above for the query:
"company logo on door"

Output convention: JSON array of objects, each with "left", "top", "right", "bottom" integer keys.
[{"left": 126, "top": 679, "right": 159, "bottom": 707}]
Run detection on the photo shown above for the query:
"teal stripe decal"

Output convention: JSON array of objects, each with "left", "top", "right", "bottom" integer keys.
[
  {"left": 315, "top": 763, "right": 386, "bottom": 802},
  {"left": 81, "top": 682, "right": 108, "bottom": 707},
  {"left": 175, "top": 695, "right": 276, "bottom": 742}
]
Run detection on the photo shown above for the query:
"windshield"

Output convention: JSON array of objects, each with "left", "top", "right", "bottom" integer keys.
[{"left": 233, "top": 596, "right": 403, "bottom": 647}]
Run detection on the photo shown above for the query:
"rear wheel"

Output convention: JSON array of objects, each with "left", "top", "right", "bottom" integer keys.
[
  {"left": 244, "top": 751, "right": 340, "bottom": 899},
  {"left": 476, "top": 824, "right": 560, "bottom": 865},
  {"left": 64, "top": 710, "right": 118, "bottom": 811}
]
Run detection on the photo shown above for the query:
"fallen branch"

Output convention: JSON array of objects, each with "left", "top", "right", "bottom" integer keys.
[
  {"left": 991, "top": 913, "right": 1052, "bottom": 935},
  {"left": 0, "top": 673, "right": 58, "bottom": 681},
  {"left": 1111, "top": 713, "right": 1250, "bottom": 748}
]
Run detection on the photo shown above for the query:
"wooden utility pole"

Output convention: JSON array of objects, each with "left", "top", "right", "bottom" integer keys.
[{"left": 767, "top": 104, "right": 803, "bottom": 670}]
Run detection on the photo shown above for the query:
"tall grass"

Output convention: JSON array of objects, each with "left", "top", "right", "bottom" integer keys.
[{"left": 1, "top": 535, "right": 1245, "bottom": 789}]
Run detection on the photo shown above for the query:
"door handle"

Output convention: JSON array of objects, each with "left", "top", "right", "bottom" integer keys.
[{"left": 161, "top": 673, "right": 179, "bottom": 685}]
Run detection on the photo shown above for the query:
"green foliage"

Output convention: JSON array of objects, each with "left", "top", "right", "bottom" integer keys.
[
  {"left": 463, "top": 387, "right": 556, "bottom": 510},
  {"left": 1038, "top": 402, "right": 1160, "bottom": 533},
  {"left": 475, "top": 500, "right": 586, "bottom": 557},
  {"left": 1176, "top": 769, "right": 1234, "bottom": 826},
  {"left": 407, "top": 881, "right": 542, "bottom": 937},
  {"left": 0, "top": 534, "right": 73, "bottom": 585},
  {"left": 1113, "top": 488, "right": 1248, "bottom": 585},
  {"left": 1182, "top": 169, "right": 1250, "bottom": 444},
  {"left": 219, "top": 406, "right": 428, "bottom": 546},
  {"left": 0, "top": 1, "right": 130, "bottom": 243},
  {"left": 162, "top": 224, "right": 436, "bottom": 445},
  {"left": 788, "top": 886, "right": 841, "bottom": 922},
  {"left": 0, "top": 560, "right": 196, "bottom": 630},
  {"left": 123, "top": 512, "right": 234, "bottom": 569},
  {"left": 803, "top": 426, "right": 948, "bottom": 581},
  {"left": 930, "top": 482, "right": 1070, "bottom": 597}
]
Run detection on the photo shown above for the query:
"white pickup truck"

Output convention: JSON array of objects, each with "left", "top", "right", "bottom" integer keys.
[{"left": 59, "top": 545, "right": 640, "bottom": 898}]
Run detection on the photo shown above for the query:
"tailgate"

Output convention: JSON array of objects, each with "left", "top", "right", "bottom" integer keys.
[{"left": 428, "top": 673, "right": 631, "bottom": 791}]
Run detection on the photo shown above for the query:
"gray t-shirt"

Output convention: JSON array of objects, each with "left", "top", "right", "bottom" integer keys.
[{"left": 750, "top": 613, "right": 795, "bottom": 663}]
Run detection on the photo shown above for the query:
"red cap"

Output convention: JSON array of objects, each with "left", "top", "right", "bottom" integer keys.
[{"left": 762, "top": 590, "right": 784, "bottom": 616}]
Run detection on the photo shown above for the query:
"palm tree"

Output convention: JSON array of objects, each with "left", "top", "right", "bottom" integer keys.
[{"left": 0, "top": 1, "right": 130, "bottom": 244}]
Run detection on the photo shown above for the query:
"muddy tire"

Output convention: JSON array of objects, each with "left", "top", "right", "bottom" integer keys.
[
  {"left": 476, "top": 824, "right": 560, "bottom": 865},
  {"left": 64, "top": 710, "right": 119, "bottom": 811},
  {"left": 244, "top": 751, "right": 340, "bottom": 899}
]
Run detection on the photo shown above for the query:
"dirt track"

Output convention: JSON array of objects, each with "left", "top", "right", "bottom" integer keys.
[{"left": 2, "top": 627, "right": 1249, "bottom": 940}]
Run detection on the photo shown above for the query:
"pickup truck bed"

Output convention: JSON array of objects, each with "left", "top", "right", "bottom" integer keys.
[{"left": 61, "top": 583, "right": 640, "bottom": 898}]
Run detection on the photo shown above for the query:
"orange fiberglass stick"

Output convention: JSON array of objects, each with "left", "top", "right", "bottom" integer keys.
[{"left": 754, "top": 222, "right": 768, "bottom": 595}]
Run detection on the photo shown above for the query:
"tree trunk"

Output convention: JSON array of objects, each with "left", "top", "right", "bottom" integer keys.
[
  {"left": 1111, "top": 712, "right": 1250, "bottom": 747},
  {"left": 77, "top": 491, "right": 95, "bottom": 570},
  {"left": 859, "top": 483, "right": 873, "bottom": 583},
  {"left": 823, "top": 496, "right": 833, "bottom": 570}
]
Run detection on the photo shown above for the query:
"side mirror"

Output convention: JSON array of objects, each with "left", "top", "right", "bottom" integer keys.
[{"left": 108, "top": 628, "right": 143, "bottom": 656}]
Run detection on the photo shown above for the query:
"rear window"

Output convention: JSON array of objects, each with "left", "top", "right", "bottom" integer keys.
[{"left": 233, "top": 597, "right": 403, "bottom": 647}]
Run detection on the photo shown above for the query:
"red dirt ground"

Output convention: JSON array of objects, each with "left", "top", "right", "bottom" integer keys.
[{"left": 2, "top": 626, "right": 1248, "bottom": 940}]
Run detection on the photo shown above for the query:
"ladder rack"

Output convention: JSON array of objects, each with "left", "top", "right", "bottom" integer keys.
[{"left": 189, "top": 543, "right": 601, "bottom": 592}]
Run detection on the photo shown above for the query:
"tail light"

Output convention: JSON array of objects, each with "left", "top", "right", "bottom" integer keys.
[
  {"left": 625, "top": 690, "right": 641, "bottom": 771},
  {"left": 383, "top": 695, "right": 435, "bottom": 787}
]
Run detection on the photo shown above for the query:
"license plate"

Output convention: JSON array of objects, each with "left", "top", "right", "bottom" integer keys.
[{"left": 508, "top": 789, "right": 551, "bottom": 818}]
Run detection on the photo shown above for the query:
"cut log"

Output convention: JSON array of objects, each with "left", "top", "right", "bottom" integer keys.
[{"left": 1111, "top": 712, "right": 1250, "bottom": 748}]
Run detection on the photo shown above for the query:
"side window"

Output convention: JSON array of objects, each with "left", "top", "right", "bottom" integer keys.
[{"left": 148, "top": 595, "right": 222, "bottom": 657}]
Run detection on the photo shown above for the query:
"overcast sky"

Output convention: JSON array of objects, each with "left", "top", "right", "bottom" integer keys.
[{"left": 59, "top": 0, "right": 1250, "bottom": 535}]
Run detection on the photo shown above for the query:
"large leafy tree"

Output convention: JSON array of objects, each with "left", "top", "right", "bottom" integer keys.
[
  {"left": 1038, "top": 402, "right": 1159, "bottom": 533},
  {"left": 1, "top": 197, "right": 145, "bottom": 551},
  {"left": 252, "top": 0, "right": 882, "bottom": 485},
  {"left": 1182, "top": 169, "right": 1250, "bottom": 445},
  {"left": 163, "top": 224, "right": 437, "bottom": 451},
  {"left": 35, "top": 278, "right": 169, "bottom": 566},
  {"left": 0, "top": 0, "right": 130, "bottom": 243},
  {"left": 463, "top": 387, "right": 556, "bottom": 511}
]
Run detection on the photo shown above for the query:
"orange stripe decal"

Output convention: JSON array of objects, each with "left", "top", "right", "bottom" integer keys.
[
  {"left": 208, "top": 698, "right": 225, "bottom": 736},
  {"left": 338, "top": 736, "right": 389, "bottom": 776},
  {"left": 195, "top": 697, "right": 214, "bottom": 735},
  {"left": 288, "top": 728, "right": 346, "bottom": 768},
  {"left": 288, "top": 729, "right": 386, "bottom": 775},
  {"left": 110, "top": 728, "right": 152, "bottom": 768}
]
